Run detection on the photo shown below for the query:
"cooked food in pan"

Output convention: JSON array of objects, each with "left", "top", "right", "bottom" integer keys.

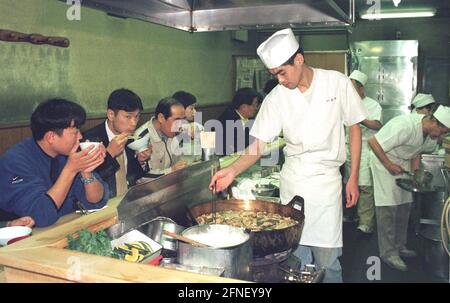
[{"left": 196, "top": 210, "right": 298, "bottom": 231}]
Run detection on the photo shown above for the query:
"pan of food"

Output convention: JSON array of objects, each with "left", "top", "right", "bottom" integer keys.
[{"left": 188, "top": 196, "right": 304, "bottom": 256}]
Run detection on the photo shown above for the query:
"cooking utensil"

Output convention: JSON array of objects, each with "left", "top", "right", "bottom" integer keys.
[
  {"left": 162, "top": 230, "right": 209, "bottom": 248},
  {"left": 252, "top": 183, "right": 277, "bottom": 197},
  {"left": 403, "top": 171, "right": 414, "bottom": 178},
  {"left": 141, "top": 217, "right": 186, "bottom": 253},
  {"left": 178, "top": 224, "right": 252, "bottom": 280},
  {"left": 188, "top": 195, "right": 305, "bottom": 256},
  {"left": 396, "top": 178, "right": 435, "bottom": 193},
  {"left": 413, "top": 169, "right": 433, "bottom": 188},
  {"left": 211, "top": 164, "right": 219, "bottom": 224}
]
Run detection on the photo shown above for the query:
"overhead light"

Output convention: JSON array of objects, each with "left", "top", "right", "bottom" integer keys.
[{"left": 361, "top": 8, "right": 436, "bottom": 19}]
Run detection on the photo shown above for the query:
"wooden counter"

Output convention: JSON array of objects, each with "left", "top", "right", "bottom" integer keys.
[
  {"left": 0, "top": 138, "right": 286, "bottom": 283},
  {"left": 0, "top": 197, "right": 243, "bottom": 283}
]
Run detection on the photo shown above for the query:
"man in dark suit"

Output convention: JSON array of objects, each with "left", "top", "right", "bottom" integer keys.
[
  {"left": 217, "top": 88, "right": 259, "bottom": 155},
  {"left": 83, "top": 89, "right": 151, "bottom": 197}
]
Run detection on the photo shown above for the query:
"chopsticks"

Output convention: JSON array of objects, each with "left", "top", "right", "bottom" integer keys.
[{"left": 127, "top": 135, "right": 141, "bottom": 140}]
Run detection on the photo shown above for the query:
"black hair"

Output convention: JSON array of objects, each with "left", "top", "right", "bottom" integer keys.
[
  {"left": 31, "top": 98, "right": 86, "bottom": 141},
  {"left": 232, "top": 88, "right": 259, "bottom": 110},
  {"left": 263, "top": 78, "right": 279, "bottom": 95},
  {"left": 281, "top": 47, "right": 305, "bottom": 66},
  {"left": 155, "top": 97, "right": 183, "bottom": 119},
  {"left": 172, "top": 91, "right": 197, "bottom": 108},
  {"left": 411, "top": 103, "right": 436, "bottom": 113},
  {"left": 107, "top": 88, "right": 143, "bottom": 113},
  {"left": 256, "top": 92, "right": 264, "bottom": 104}
]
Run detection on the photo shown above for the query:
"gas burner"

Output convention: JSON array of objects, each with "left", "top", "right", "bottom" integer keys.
[
  {"left": 250, "top": 249, "right": 291, "bottom": 283},
  {"left": 250, "top": 249, "right": 325, "bottom": 283},
  {"left": 279, "top": 264, "right": 325, "bottom": 283}
]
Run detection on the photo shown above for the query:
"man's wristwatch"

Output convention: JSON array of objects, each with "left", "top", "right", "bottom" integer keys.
[{"left": 80, "top": 174, "right": 95, "bottom": 185}]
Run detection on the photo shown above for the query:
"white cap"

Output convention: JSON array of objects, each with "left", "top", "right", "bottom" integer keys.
[
  {"left": 412, "top": 93, "right": 435, "bottom": 108},
  {"left": 433, "top": 105, "right": 450, "bottom": 128},
  {"left": 349, "top": 70, "right": 368, "bottom": 86},
  {"left": 257, "top": 28, "right": 300, "bottom": 69}
]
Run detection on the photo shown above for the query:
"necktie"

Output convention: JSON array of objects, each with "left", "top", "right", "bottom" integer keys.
[
  {"left": 115, "top": 151, "right": 128, "bottom": 196},
  {"left": 50, "top": 157, "right": 59, "bottom": 184}
]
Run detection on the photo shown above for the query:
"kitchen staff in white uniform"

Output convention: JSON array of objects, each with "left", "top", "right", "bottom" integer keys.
[
  {"left": 410, "top": 94, "right": 439, "bottom": 155},
  {"left": 209, "top": 28, "right": 367, "bottom": 283},
  {"left": 410, "top": 93, "right": 437, "bottom": 116},
  {"left": 344, "top": 70, "right": 382, "bottom": 234},
  {"left": 368, "top": 105, "right": 450, "bottom": 272}
]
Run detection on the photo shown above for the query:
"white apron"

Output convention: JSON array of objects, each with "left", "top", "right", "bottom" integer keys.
[
  {"left": 370, "top": 113, "right": 428, "bottom": 206},
  {"left": 280, "top": 157, "right": 343, "bottom": 248}
]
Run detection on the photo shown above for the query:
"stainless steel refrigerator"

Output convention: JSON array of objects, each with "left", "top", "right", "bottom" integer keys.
[{"left": 350, "top": 40, "right": 418, "bottom": 124}]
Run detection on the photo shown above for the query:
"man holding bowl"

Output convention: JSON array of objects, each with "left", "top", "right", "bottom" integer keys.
[
  {"left": 0, "top": 99, "right": 109, "bottom": 227},
  {"left": 83, "top": 89, "right": 151, "bottom": 197}
]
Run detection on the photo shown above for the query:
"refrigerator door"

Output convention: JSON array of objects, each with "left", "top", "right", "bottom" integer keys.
[{"left": 351, "top": 40, "right": 418, "bottom": 124}]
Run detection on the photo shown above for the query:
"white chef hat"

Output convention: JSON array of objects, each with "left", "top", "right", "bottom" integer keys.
[
  {"left": 349, "top": 70, "right": 368, "bottom": 86},
  {"left": 412, "top": 93, "right": 435, "bottom": 108},
  {"left": 257, "top": 28, "right": 300, "bottom": 69},
  {"left": 433, "top": 105, "right": 450, "bottom": 128}
]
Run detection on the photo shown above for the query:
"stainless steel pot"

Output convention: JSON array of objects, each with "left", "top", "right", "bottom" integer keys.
[
  {"left": 141, "top": 217, "right": 186, "bottom": 253},
  {"left": 189, "top": 196, "right": 305, "bottom": 256},
  {"left": 178, "top": 224, "right": 252, "bottom": 280}
]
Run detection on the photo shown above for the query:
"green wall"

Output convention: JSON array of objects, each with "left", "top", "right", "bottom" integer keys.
[{"left": 0, "top": 0, "right": 256, "bottom": 125}]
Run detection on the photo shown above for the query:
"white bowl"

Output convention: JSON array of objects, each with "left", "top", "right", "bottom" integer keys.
[
  {"left": 127, "top": 133, "right": 150, "bottom": 152},
  {"left": 79, "top": 142, "right": 101, "bottom": 153},
  {"left": 0, "top": 226, "right": 32, "bottom": 246}
]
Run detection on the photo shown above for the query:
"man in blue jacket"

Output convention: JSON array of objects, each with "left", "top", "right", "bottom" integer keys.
[{"left": 0, "top": 99, "right": 109, "bottom": 227}]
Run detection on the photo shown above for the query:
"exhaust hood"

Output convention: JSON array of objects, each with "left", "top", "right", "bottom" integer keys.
[{"left": 80, "top": 0, "right": 355, "bottom": 32}]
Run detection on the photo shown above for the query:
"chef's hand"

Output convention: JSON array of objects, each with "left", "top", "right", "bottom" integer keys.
[
  {"left": 107, "top": 133, "right": 128, "bottom": 158},
  {"left": 136, "top": 144, "right": 152, "bottom": 163},
  {"left": 209, "top": 167, "right": 236, "bottom": 193},
  {"left": 345, "top": 177, "right": 359, "bottom": 208},
  {"left": 171, "top": 160, "right": 188, "bottom": 172},
  {"left": 386, "top": 162, "right": 404, "bottom": 175},
  {"left": 7, "top": 216, "right": 35, "bottom": 228}
]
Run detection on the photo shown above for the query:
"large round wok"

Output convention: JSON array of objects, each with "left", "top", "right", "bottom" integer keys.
[{"left": 188, "top": 196, "right": 304, "bottom": 257}]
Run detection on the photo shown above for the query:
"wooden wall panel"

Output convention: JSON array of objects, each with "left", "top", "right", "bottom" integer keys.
[
  {"left": 304, "top": 52, "right": 348, "bottom": 75},
  {"left": 0, "top": 104, "right": 228, "bottom": 156}
]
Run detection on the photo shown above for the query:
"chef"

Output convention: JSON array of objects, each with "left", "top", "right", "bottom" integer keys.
[
  {"left": 209, "top": 28, "right": 367, "bottom": 282},
  {"left": 410, "top": 93, "right": 436, "bottom": 116},
  {"left": 410, "top": 94, "right": 439, "bottom": 155},
  {"left": 344, "top": 70, "right": 382, "bottom": 234},
  {"left": 368, "top": 105, "right": 450, "bottom": 272}
]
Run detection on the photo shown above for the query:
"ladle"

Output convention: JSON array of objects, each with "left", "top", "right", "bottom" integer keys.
[{"left": 162, "top": 230, "right": 210, "bottom": 248}]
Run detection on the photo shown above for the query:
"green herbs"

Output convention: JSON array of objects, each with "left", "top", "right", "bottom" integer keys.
[{"left": 67, "top": 229, "right": 121, "bottom": 259}]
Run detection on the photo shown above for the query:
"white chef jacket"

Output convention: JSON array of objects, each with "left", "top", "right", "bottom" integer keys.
[
  {"left": 370, "top": 113, "right": 436, "bottom": 206},
  {"left": 345, "top": 96, "right": 382, "bottom": 186},
  {"left": 410, "top": 112, "right": 438, "bottom": 153},
  {"left": 250, "top": 68, "right": 367, "bottom": 248}
]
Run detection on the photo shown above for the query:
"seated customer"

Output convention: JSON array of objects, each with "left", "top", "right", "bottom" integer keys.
[
  {"left": 83, "top": 89, "right": 150, "bottom": 197},
  {"left": 217, "top": 87, "right": 259, "bottom": 155},
  {"left": 138, "top": 97, "right": 187, "bottom": 178},
  {"left": 172, "top": 90, "right": 204, "bottom": 162},
  {"left": 0, "top": 216, "right": 35, "bottom": 228},
  {"left": 0, "top": 99, "right": 109, "bottom": 227}
]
